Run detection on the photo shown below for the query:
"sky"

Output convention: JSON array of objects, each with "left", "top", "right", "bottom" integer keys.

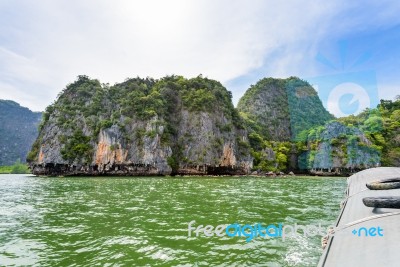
[{"left": 0, "top": 0, "right": 399, "bottom": 116}]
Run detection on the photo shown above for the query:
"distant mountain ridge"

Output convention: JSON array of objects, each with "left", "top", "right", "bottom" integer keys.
[{"left": 0, "top": 100, "right": 42, "bottom": 165}]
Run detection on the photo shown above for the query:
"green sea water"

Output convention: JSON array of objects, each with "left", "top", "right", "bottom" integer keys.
[{"left": 0, "top": 174, "right": 347, "bottom": 267}]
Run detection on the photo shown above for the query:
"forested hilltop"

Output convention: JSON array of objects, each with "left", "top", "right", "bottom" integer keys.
[
  {"left": 0, "top": 100, "right": 41, "bottom": 165},
  {"left": 237, "top": 77, "right": 334, "bottom": 141},
  {"left": 26, "top": 74, "right": 400, "bottom": 176}
]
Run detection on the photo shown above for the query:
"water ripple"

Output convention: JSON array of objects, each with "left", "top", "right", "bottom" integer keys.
[{"left": 0, "top": 174, "right": 346, "bottom": 266}]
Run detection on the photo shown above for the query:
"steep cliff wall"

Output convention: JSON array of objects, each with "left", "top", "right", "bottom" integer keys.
[
  {"left": 28, "top": 75, "right": 252, "bottom": 176},
  {"left": 297, "top": 121, "right": 380, "bottom": 175},
  {"left": 237, "top": 77, "right": 334, "bottom": 173}
]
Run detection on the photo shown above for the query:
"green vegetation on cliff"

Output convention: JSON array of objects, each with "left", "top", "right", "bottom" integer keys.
[
  {"left": 296, "top": 121, "right": 381, "bottom": 171},
  {"left": 60, "top": 129, "right": 93, "bottom": 164},
  {"left": 335, "top": 97, "right": 400, "bottom": 167},
  {"left": 378, "top": 97, "right": 400, "bottom": 166}
]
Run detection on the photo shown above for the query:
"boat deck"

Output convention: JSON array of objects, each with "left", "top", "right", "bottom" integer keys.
[{"left": 318, "top": 167, "right": 400, "bottom": 267}]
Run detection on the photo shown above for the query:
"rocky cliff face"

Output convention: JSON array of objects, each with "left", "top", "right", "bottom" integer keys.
[
  {"left": 0, "top": 100, "right": 42, "bottom": 165},
  {"left": 28, "top": 75, "right": 252, "bottom": 176},
  {"left": 237, "top": 77, "right": 333, "bottom": 141},
  {"left": 236, "top": 77, "right": 334, "bottom": 173},
  {"left": 298, "top": 121, "right": 380, "bottom": 175}
]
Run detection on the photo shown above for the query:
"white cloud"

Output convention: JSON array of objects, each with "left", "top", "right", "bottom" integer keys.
[
  {"left": 378, "top": 84, "right": 400, "bottom": 101},
  {"left": 0, "top": 0, "right": 399, "bottom": 111}
]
